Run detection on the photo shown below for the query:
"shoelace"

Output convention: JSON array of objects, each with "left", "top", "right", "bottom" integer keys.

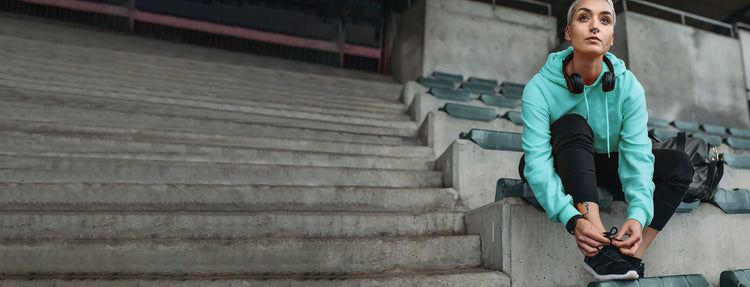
[{"left": 603, "top": 227, "right": 625, "bottom": 244}]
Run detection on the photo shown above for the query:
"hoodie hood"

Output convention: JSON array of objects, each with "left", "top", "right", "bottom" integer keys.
[{"left": 539, "top": 46, "right": 627, "bottom": 91}]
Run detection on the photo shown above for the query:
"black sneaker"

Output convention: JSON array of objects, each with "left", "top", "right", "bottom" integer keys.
[
  {"left": 583, "top": 245, "right": 639, "bottom": 281},
  {"left": 621, "top": 254, "right": 645, "bottom": 278},
  {"left": 636, "top": 263, "right": 645, "bottom": 278}
]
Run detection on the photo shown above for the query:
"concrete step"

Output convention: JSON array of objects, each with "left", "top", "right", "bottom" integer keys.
[
  {"left": 0, "top": 154, "right": 444, "bottom": 187},
  {"left": 0, "top": 65, "right": 406, "bottom": 116},
  {"left": 0, "top": 120, "right": 433, "bottom": 158},
  {"left": 0, "top": 100, "right": 418, "bottom": 146},
  {"left": 0, "top": 35, "right": 402, "bottom": 103},
  {"left": 0, "top": 87, "right": 417, "bottom": 138},
  {"left": 0, "top": 14, "right": 400, "bottom": 89},
  {"left": 1, "top": 77, "right": 413, "bottom": 127},
  {"left": 0, "top": 132, "right": 434, "bottom": 170},
  {"left": 0, "top": 236, "right": 480, "bottom": 275},
  {"left": 0, "top": 183, "right": 460, "bottom": 212},
  {"left": 0, "top": 211, "right": 465, "bottom": 240},
  {"left": 0, "top": 269, "right": 510, "bottom": 286},
  {"left": 0, "top": 76, "right": 410, "bottom": 122},
  {"left": 0, "top": 40, "right": 403, "bottom": 102}
]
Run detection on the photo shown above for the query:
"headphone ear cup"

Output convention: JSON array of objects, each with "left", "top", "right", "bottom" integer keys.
[
  {"left": 569, "top": 73, "right": 584, "bottom": 94},
  {"left": 602, "top": 72, "right": 615, "bottom": 92}
]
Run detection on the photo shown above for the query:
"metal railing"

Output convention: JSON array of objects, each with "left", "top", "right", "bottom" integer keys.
[
  {"left": 11, "top": 0, "right": 388, "bottom": 73},
  {"left": 616, "top": 0, "right": 735, "bottom": 37}
]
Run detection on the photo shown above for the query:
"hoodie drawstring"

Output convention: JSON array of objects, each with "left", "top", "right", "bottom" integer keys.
[
  {"left": 584, "top": 88, "right": 612, "bottom": 158},
  {"left": 605, "top": 93, "right": 610, "bottom": 157}
]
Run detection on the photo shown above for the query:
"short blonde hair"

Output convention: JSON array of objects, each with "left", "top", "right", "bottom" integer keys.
[{"left": 567, "top": 0, "right": 616, "bottom": 26}]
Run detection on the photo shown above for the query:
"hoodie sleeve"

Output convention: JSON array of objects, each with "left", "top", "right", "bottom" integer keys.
[
  {"left": 521, "top": 80, "right": 581, "bottom": 226},
  {"left": 617, "top": 77, "right": 655, "bottom": 229}
]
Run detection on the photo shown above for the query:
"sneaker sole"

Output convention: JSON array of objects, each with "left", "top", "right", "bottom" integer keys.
[{"left": 583, "top": 264, "right": 639, "bottom": 281}]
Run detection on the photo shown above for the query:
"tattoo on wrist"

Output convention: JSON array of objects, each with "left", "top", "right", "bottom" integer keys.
[{"left": 576, "top": 202, "right": 590, "bottom": 216}]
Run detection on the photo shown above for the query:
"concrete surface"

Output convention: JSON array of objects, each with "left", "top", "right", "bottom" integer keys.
[
  {"left": 0, "top": 271, "right": 511, "bottom": 287},
  {"left": 1, "top": 131, "right": 434, "bottom": 171},
  {"left": 0, "top": 120, "right": 433, "bottom": 159},
  {"left": 437, "top": 139, "right": 524, "bottom": 210},
  {"left": 390, "top": 0, "right": 555, "bottom": 85},
  {"left": 0, "top": 154, "right": 444, "bottom": 187},
  {"left": 389, "top": 0, "right": 426, "bottom": 84},
  {"left": 421, "top": 0, "right": 555, "bottom": 85},
  {"left": 0, "top": 183, "right": 461, "bottom": 212},
  {"left": 738, "top": 29, "right": 750, "bottom": 96},
  {"left": 0, "top": 211, "right": 465, "bottom": 239},
  {"left": 467, "top": 198, "right": 750, "bottom": 287},
  {"left": 0, "top": 236, "right": 481, "bottom": 274},
  {"left": 620, "top": 12, "right": 750, "bottom": 129},
  {"left": 420, "top": 110, "right": 523, "bottom": 157}
]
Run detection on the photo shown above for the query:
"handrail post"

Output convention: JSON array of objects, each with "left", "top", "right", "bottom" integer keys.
[{"left": 128, "top": 0, "right": 135, "bottom": 33}]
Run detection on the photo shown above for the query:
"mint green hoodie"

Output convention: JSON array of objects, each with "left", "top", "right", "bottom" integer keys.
[{"left": 521, "top": 46, "right": 655, "bottom": 229}]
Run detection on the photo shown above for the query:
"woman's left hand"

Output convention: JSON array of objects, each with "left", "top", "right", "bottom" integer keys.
[{"left": 612, "top": 219, "right": 642, "bottom": 256}]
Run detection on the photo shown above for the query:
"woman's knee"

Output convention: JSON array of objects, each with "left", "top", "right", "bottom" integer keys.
[
  {"left": 550, "top": 114, "right": 594, "bottom": 154},
  {"left": 653, "top": 149, "right": 694, "bottom": 186}
]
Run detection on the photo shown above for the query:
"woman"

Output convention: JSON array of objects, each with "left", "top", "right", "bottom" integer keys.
[{"left": 518, "top": 0, "right": 693, "bottom": 281}]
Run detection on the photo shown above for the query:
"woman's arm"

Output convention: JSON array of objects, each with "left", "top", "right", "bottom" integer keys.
[
  {"left": 521, "top": 85, "right": 581, "bottom": 225},
  {"left": 617, "top": 78, "right": 655, "bottom": 229}
]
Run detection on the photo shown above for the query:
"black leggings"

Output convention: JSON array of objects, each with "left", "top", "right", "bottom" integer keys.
[{"left": 518, "top": 114, "right": 693, "bottom": 231}]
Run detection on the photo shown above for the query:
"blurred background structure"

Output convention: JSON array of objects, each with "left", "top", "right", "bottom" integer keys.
[{"left": 1, "top": 0, "right": 750, "bottom": 286}]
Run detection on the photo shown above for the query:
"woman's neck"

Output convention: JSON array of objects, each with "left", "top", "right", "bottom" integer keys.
[{"left": 568, "top": 52, "right": 603, "bottom": 86}]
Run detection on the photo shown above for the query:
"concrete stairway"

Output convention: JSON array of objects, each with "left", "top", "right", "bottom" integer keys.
[{"left": 0, "top": 15, "right": 509, "bottom": 286}]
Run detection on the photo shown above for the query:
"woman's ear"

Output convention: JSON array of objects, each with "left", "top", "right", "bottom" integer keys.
[{"left": 564, "top": 26, "right": 571, "bottom": 41}]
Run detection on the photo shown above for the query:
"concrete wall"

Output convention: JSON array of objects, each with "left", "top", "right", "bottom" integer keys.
[
  {"left": 389, "top": 0, "right": 426, "bottom": 83},
  {"left": 739, "top": 29, "right": 750, "bottom": 101},
  {"left": 437, "top": 140, "right": 523, "bottom": 210},
  {"left": 467, "top": 198, "right": 750, "bottom": 286},
  {"left": 390, "top": 0, "right": 556, "bottom": 84},
  {"left": 621, "top": 12, "right": 750, "bottom": 129}
]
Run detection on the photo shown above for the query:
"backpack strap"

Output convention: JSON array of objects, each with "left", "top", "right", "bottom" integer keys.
[{"left": 676, "top": 132, "right": 687, "bottom": 153}]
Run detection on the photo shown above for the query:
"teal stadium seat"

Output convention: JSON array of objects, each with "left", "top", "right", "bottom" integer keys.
[
  {"left": 468, "top": 76, "right": 498, "bottom": 86},
  {"left": 429, "top": 87, "right": 473, "bottom": 102},
  {"left": 725, "top": 137, "right": 750, "bottom": 150},
  {"left": 701, "top": 123, "right": 727, "bottom": 135},
  {"left": 587, "top": 274, "right": 711, "bottom": 287},
  {"left": 432, "top": 71, "right": 463, "bottom": 83},
  {"left": 648, "top": 118, "right": 670, "bottom": 128},
  {"left": 418, "top": 76, "right": 456, "bottom": 89},
  {"left": 649, "top": 128, "right": 678, "bottom": 141},
  {"left": 671, "top": 121, "right": 700, "bottom": 132},
  {"left": 722, "top": 153, "right": 750, "bottom": 169},
  {"left": 720, "top": 268, "right": 750, "bottom": 287},
  {"left": 728, "top": 128, "right": 750, "bottom": 138},
  {"left": 460, "top": 82, "right": 496, "bottom": 94},
  {"left": 479, "top": 94, "right": 521, "bottom": 108},
  {"left": 438, "top": 103, "right": 498, "bottom": 122},
  {"left": 675, "top": 201, "right": 700, "bottom": 213},
  {"left": 458, "top": 129, "right": 522, "bottom": 152},
  {"left": 711, "top": 188, "right": 750, "bottom": 214},
  {"left": 691, "top": 133, "right": 723, "bottom": 147},
  {"left": 503, "top": 111, "right": 523, "bottom": 126}
]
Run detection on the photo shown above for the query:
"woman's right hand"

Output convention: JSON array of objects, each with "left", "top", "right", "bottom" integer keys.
[{"left": 574, "top": 218, "right": 611, "bottom": 257}]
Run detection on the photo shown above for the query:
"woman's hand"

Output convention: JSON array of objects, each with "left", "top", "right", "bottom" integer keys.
[
  {"left": 612, "top": 219, "right": 643, "bottom": 256},
  {"left": 574, "top": 218, "right": 611, "bottom": 257}
]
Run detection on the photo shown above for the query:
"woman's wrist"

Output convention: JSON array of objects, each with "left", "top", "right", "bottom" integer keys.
[{"left": 566, "top": 214, "right": 584, "bottom": 235}]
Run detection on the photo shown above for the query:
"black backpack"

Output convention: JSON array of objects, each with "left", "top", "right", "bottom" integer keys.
[{"left": 650, "top": 131, "right": 724, "bottom": 202}]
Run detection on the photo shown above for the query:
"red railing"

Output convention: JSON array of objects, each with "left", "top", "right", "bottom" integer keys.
[{"left": 18, "top": 0, "right": 388, "bottom": 73}]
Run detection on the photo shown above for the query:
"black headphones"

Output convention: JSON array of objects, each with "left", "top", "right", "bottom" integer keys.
[{"left": 562, "top": 53, "right": 615, "bottom": 94}]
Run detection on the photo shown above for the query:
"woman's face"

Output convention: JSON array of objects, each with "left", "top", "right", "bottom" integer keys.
[{"left": 565, "top": 0, "right": 615, "bottom": 56}]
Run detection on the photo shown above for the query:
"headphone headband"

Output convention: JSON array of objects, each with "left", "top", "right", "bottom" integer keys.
[{"left": 562, "top": 53, "right": 616, "bottom": 94}]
